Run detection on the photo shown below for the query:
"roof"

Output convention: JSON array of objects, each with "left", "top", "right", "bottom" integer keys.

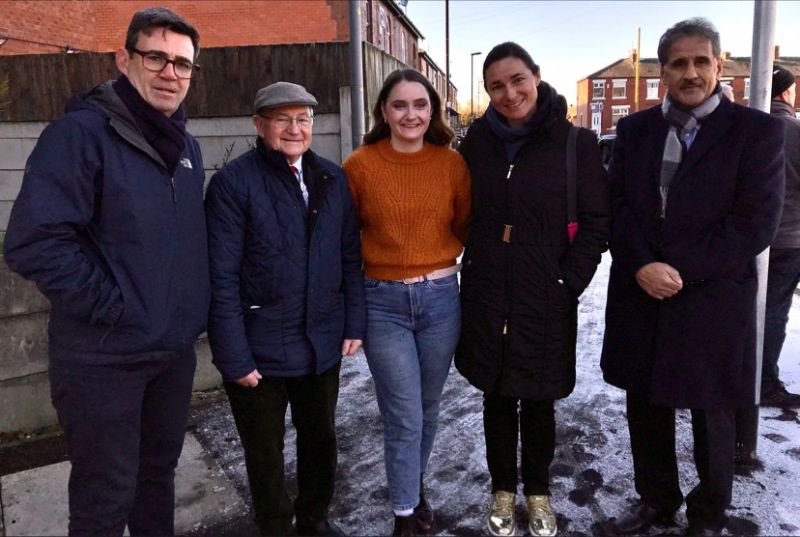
[
  {"left": 580, "top": 56, "right": 800, "bottom": 80},
  {"left": 418, "top": 49, "right": 443, "bottom": 73},
  {"left": 385, "top": 0, "right": 425, "bottom": 40}
]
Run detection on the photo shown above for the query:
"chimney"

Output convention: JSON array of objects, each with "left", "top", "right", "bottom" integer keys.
[
  {"left": 721, "top": 51, "right": 730, "bottom": 61},
  {"left": 774, "top": 45, "right": 780, "bottom": 59}
]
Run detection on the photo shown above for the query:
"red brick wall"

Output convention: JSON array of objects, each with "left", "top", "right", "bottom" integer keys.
[
  {"left": 1, "top": 0, "right": 345, "bottom": 55},
  {"left": 0, "top": 1, "right": 97, "bottom": 55},
  {"left": 366, "top": 0, "right": 415, "bottom": 66},
  {"left": 93, "top": 1, "right": 342, "bottom": 50}
]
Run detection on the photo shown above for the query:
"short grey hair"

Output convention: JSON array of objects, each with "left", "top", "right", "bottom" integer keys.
[{"left": 657, "top": 18, "right": 721, "bottom": 65}]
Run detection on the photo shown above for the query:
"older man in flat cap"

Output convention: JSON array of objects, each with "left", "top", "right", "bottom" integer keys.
[
  {"left": 762, "top": 65, "right": 800, "bottom": 408},
  {"left": 205, "top": 81, "right": 365, "bottom": 536}
]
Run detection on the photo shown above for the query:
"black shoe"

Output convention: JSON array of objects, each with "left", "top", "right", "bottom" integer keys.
[
  {"left": 760, "top": 380, "right": 800, "bottom": 408},
  {"left": 685, "top": 525, "right": 723, "bottom": 536},
  {"left": 609, "top": 502, "right": 675, "bottom": 535},
  {"left": 414, "top": 477, "right": 435, "bottom": 534},
  {"left": 393, "top": 514, "right": 416, "bottom": 537},
  {"left": 295, "top": 520, "right": 346, "bottom": 537}
]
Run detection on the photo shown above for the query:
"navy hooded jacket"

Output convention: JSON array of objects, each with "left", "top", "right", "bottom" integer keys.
[
  {"left": 3, "top": 81, "right": 210, "bottom": 362},
  {"left": 205, "top": 139, "right": 366, "bottom": 381}
]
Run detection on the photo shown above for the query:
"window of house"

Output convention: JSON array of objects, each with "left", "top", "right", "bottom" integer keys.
[
  {"left": 612, "top": 79, "right": 626, "bottom": 99},
  {"left": 646, "top": 79, "right": 660, "bottom": 100},
  {"left": 744, "top": 78, "right": 751, "bottom": 100},
  {"left": 592, "top": 80, "right": 605, "bottom": 99},
  {"left": 400, "top": 30, "right": 406, "bottom": 63},
  {"left": 612, "top": 105, "right": 630, "bottom": 126},
  {"left": 378, "top": 6, "right": 387, "bottom": 50}
]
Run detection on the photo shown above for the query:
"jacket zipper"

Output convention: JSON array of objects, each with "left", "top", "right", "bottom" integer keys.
[
  {"left": 502, "top": 162, "right": 515, "bottom": 339},
  {"left": 170, "top": 176, "right": 177, "bottom": 203}
]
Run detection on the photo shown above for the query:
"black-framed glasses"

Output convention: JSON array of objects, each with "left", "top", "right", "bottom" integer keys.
[
  {"left": 258, "top": 114, "right": 314, "bottom": 129},
  {"left": 130, "top": 48, "right": 199, "bottom": 79}
]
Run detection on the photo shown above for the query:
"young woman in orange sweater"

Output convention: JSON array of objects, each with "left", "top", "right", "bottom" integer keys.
[{"left": 343, "top": 69, "right": 471, "bottom": 537}]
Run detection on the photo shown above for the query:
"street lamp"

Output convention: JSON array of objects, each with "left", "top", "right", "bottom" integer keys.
[{"left": 470, "top": 51, "right": 482, "bottom": 119}]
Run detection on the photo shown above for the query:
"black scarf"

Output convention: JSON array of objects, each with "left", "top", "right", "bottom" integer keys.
[
  {"left": 485, "top": 81, "right": 560, "bottom": 162},
  {"left": 113, "top": 75, "right": 187, "bottom": 175}
]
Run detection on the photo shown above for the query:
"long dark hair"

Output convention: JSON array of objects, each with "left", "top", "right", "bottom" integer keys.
[{"left": 363, "top": 69, "right": 454, "bottom": 146}]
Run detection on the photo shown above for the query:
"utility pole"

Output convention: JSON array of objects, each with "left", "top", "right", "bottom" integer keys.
[
  {"left": 349, "top": 0, "right": 365, "bottom": 150},
  {"left": 470, "top": 51, "right": 482, "bottom": 119},
  {"left": 736, "top": 0, "right": 777, "bottom": 469},
  {"left": 445, "top": 0, "right": 450, "bottom": 108},
  {"left": 634, "top": 27, "right": 641, "bottom": 111}
]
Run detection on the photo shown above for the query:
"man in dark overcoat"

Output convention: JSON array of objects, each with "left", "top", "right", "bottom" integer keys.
[{"left": 600, "top": 18, "right": 785, "bottom": 537}]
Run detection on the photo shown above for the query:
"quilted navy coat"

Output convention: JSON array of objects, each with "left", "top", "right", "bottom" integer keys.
[
  {"left": 205, "top": 140, "right": 366, "bottom": 381},
  {"left": 600, "top": 99, "right": 785, "bottom": 409}
]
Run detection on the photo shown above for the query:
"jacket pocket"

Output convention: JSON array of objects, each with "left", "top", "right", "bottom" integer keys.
[{"left": 243, "top": 301, "right": 286, "bottom": 364}]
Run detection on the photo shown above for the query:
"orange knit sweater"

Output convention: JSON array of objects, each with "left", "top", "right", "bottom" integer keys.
[{"left": 343, "top": 138, "right": 472, "bottom": 281}]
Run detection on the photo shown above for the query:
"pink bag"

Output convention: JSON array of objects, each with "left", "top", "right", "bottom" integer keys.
[{"left": 567, "top": 221, "right": 579, "bottom": 244}]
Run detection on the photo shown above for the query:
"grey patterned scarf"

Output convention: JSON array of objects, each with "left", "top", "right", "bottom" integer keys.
[{"left": 660, "top": 84, "right": 722, "bottom": 216}]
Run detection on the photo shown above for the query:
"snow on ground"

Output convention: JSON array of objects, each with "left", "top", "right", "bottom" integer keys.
[{"left": 191, "top": 254, "right": 800, "bottom": 536}]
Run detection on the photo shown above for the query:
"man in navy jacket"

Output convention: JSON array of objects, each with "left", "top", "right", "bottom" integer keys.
[
  {"left": 3, "top": 8, "right": 208, "bottom": 536},
  {"left": 601, "top": 18, "right": 784, "bottom": 536},
  {"left": 205, "top": 82, "right": 366, "bottom": 537}
]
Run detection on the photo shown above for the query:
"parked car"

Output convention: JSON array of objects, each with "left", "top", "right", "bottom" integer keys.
[{"left": 598, "top": 134, "right": 616, "bottom": 170}]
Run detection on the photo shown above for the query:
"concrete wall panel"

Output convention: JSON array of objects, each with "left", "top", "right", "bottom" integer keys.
[
  {"left": 0, "top": 372, "right": 57, "bottom": 434},
  {"left": 0, "top": 170, "right": 24, "bottom": 200},
  {"left": 0, "top": 261, "right": 50, "bottom": 318},
  {"left": 0, "top": 311, "right": 49, "bottom": 381},
  {"left": 0, "top": 201, "right": 12, "bottom": 232}
]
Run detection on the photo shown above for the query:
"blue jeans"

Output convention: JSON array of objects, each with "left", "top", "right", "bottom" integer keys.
[{"left": 364, "top": 274, "right": 461, "bottom": 511}]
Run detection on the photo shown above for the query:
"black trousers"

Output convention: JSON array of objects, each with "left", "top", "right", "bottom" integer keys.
[
  {"left": 49, "top": 347, "right": 197, "bottom": 537},
  {"left": 626, "top": 391, "right": 736, "bottom": 531},
  {"left": 224, "top": 361, "right": 340, "bottom": 536},
  {"left": 483, "top": 392, "right": 555, "bottom": 496},
  {"left": 763, "top": 248, "right": 800, "bottom": 390}
]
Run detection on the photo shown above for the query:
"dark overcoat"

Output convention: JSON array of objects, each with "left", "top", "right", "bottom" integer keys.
[
  {"left": 600, "top": 98, "right": 785, "bottom": 409},
  {"left": 455, "top": 98, "right": 610, "bottom": 400}
]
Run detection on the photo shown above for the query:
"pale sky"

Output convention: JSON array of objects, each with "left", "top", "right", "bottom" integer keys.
[{"left": 403, "top": 0, "right": 800, "bottom": 111}]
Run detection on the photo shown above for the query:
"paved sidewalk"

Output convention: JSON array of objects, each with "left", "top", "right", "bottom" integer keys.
[{"left": 0, "top": 432, "right": 245, "bottom": 536}]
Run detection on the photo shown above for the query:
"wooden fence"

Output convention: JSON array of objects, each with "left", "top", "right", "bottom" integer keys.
[
  {"left": 0, "top": 41, "right": 411, "bottom": 125},
  {"left": 0, "top": 41, "right": 355, "bottom": 121}
]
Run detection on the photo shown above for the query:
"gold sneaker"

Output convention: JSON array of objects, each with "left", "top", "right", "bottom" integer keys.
[
  {"left": 487, "top": 490, "right": 517, "bottom": 536},
  {"left": 525, "top": 495, "right": 557, "bottom": 537}
]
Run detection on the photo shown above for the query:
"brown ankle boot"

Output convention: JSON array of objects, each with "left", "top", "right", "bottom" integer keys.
[
  {"left": 414, "top": 477, "right": 435, "bottom": 534},
  {"left": 393, "top": 514, "right": 416, "bottom": 537}
]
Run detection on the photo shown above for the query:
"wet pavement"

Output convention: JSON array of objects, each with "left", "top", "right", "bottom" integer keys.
[{"left": 2, "top": 255, "right": 800, "bottom": 536}]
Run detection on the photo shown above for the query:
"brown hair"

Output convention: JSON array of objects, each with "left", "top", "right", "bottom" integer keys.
[{"left": 363, "top": 69, "right": 454, "bottom": 146}]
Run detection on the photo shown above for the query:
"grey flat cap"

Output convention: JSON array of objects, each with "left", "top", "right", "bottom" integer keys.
[{"left": 254, "top": 81, "right": 318, "bottom": 112}]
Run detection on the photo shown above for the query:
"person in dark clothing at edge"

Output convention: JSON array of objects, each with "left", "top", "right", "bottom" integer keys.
[
  {"left": 600, "top": 18, "right": 785, "bottom": 537},
  {"left": 3, "top": 8, "right": 208, "bottom": 537},
  {"left": 761, "top": 64, "right": 800, "bottom": 408},
  {"left": 204, "top": 81, "right": 366, "bottom": 537},
  {"left": 455, "top": 42, "right": 610, "bottom": 537}
]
